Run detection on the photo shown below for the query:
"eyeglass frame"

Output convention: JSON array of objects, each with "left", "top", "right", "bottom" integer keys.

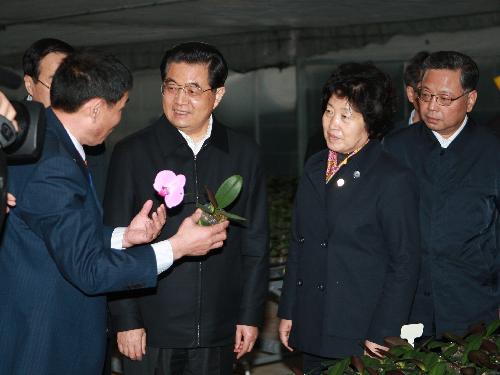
[
  {"left": 417, "top": 88, "right": 471, "bottom": 107},
  {"left": 160, "top": 80, "right": 214, "bottom": 98},
  {"left": 36, "top": 78, "right": 51, "bottom": 90}
]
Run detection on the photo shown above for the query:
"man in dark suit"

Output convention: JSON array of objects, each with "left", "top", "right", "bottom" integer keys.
[
  {"left": 384, "top": 51, "right": 500, "bottom": 337},
  {"left": 394, "top": 51, "right": 429, "bottom": 129},
  {"left": 0, "top": 51, "right": 228, "bottom": 375},
  {"left": 104, "top": 42, "right": 269, "bottom": 375}
]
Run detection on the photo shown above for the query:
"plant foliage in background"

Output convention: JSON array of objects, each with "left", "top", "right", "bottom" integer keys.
[
  {"left": 267, "top": 177, "right": 297, "bottom": 261},
  {"left": 325, "top": 320, "right": 500, "bottom": 375},
  {"left": 197, "top": 175, "right": 246, "bottom": 226}
]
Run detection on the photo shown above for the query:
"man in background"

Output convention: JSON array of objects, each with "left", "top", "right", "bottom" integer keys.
[
  {"left": 384, "top": 51, "right": 500, "bottom": 337},
  {"left": 394, "top": 51, "right": 429, "bottom": 128},
  {"left": 22, "top": 38, "right": 74, "bottom": 107}
]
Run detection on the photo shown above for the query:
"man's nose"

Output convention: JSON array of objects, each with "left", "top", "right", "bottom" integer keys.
[
  {"left": 425, "top": 95, "right": 440, "bottom": 111},
  {"left": 174, "top": 87, "right": 189, "bottom": 103}
]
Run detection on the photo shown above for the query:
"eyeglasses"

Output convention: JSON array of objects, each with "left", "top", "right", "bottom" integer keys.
[
  {"left": 161, "top": 82, "right": 213, "bottom": 98},
  {"left": 418, "top": 89, "right": 470, "bottom": 106},
  {"left": 37, "top": 79, "right": 51, "bottom": 90}
]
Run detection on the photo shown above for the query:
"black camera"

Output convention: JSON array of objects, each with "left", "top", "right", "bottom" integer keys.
[
  {"left": 0, "top": 100, "right": 45, "bottom": 162},
  {"left": 0, "top": 66, "right": 46, "bottom": 230}
]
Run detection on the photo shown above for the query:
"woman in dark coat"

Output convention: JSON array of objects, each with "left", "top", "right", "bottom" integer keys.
[{"left": 278, "top": 63, "right": 421, "bottom": 374}]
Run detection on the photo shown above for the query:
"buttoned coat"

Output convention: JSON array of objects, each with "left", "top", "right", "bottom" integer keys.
[
  {"left": 384, "top": 119, "right": 500, "bottom": 336},
  {"left": 103, "top": 116, "right": 268, "bottom": 348},
  {"left": 278, "top": 140, "right": 420, "bottom": 358},
  {"left": 0, "top": 109, "right": 158, "bottom": 375}
]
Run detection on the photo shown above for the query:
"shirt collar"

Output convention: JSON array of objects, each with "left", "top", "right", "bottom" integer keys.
[
  {"left": 409, "top": 109, "right": 417, "bottom": 125},
  {"left": 432, "top": 115, "right": 468, "bottom": 149},
  {"left": 63, "top": 127, "right": 86, "bottom": 161},
  {"left": 177, "top": 115, "right": 213, "bottom": 156}
]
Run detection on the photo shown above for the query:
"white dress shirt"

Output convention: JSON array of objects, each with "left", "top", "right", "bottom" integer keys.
[{"left": 432, "top": 115, "right": 468, "bottom": 149}]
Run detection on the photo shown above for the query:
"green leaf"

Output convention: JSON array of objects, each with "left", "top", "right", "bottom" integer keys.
[
  {"left": 217, "top": 209, "right": 246, "bottom": 222},
  {"left": 389, "top": 346, "right": 411, "bottom": 357},
  {"left": 485, "top": 320, "right": 500, "bottom": 337},
  {"left": 215, "top": 175, "right": 243, "bottom": 209},
  {"left": 462, "top": 335, "right": 482, "bottom": 364},
  {"left": 428, "top": 362, "right": 447, "bottom": 375},
  {"left": 427, "top": 341, "right": 448, "bottom": 350},
  {"left": 328, "top": 358, "right": 350, "bottom": 375},
  {"left": 442, "top": 344, "right": 458, "bottom": 359},
  {"left": 423, "top": 352, "right": 439, "bottom": 369}
]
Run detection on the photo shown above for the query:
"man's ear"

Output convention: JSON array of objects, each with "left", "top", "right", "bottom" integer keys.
[
  {"left": 466, "top": 90, "right": 478, "bottom": 113},
  {"left": 406, "top": 86, "right": 417, "bottom": 104},
  {"left": 24, "top": 75, "right": 34, "bottom": 96},
  {"left": 213, "top": 87, "right": 226, "bottom": 110},
  {"left": 83, "top": 98, "right": 103, "bottom": 122}
]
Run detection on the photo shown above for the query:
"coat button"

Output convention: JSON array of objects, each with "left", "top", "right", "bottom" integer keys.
[
  {"left": 297, "top": 279, "right": 303, "bottom": 286},
  {"left": 298, "top": 237, "right": 305, "bottom": 243},
  {"left": 320, "top": 241, "right": 327, "bottom": 248},
  {"left": 317, "top": 283, "right": 325, "bottom": 291}
]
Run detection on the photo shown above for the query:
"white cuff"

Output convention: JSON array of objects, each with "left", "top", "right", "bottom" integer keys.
[
  {"left": 111, "top": 227, "right": 127, "bottom": 249},
  {"left": 152, "top": 240, "right": 174, "bottom": 274}
]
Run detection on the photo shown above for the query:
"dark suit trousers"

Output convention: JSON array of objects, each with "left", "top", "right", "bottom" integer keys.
[{"left": 122, "top": 346, "right": 234, "bottom": 375}]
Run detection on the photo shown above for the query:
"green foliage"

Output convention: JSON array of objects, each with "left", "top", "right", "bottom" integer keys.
[
  {"left": 323, "top": 320, "right": 500, "bottom": 374},
  {"left": 267, "top": 176, "right": 297, "bottom": 259},
  {"left": 197, "top": 175, "right": 246, "bottom": 226},
  {"left": 215, "top": 175, "right": 243, "bottom": 209}
]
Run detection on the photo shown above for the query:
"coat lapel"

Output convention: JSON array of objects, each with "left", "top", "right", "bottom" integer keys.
[
  {"left": 305, "top": 150, "right": 328, "bottom": 211},
  {"left": 326, "top": 140, "right": 382, "bottom": 233}
]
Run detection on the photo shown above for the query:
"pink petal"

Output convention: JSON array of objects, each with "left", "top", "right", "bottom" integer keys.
[
  {"left": 153, "top": 170, "right": 176, "bottom": 193},
  {"left": 164, "top": 188, "right": 184, "bottom": 208},
  {"left": 153, "top": 170, "right": 186, "bottom": 208}
]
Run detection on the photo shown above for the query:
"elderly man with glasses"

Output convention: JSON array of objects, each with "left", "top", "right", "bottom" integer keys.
[
  {"left": 103, "top": 42, "right": 268, "bottom": 375},
  {"left": 384, "top": 51, "right": 500, "bottom": 338}
]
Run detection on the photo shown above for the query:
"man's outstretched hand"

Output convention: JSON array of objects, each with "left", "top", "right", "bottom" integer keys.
[{"left": 123, "top": 200, "right": 167, "bottom": 248}]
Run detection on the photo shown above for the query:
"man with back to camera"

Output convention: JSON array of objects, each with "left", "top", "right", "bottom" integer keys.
[
  {"left": 384, "top": 51, "right": 500, "bottom": 337},
  {"left": 103, "top": 42, "right": 269, "bottom": 375},
  {"left": 0, "top": 50, "right": 229, "bottom": 375}
]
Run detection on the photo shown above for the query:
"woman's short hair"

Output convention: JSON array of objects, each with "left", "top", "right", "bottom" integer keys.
[{"left": 321, "top": 62, "right": 395, "bottom": 139}]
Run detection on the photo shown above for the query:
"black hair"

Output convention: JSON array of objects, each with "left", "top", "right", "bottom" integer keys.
[
  {"left": 403, "top": 51, "right": 430, "bottom": 88},
  {"left": 159, "top": 42, "right": 228, "bottom": 89},
  {"left": 22, "top": 38, "right": 74, "bottom": 80},
  {"left": 321, "top": 62, "right": 396, "bottom": 139},
  {"left": 421, "top": 51, "right": 479, "bottom": 91},
  {"left": 51, "top": 50, "right": 133, "bottom": 113}
]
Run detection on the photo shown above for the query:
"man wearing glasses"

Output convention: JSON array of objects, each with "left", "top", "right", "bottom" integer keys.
[
  {"left": 384, "top": 51, "right": 500, "bottom": 338},
  {"left": 103, "top": 42, "right": 268, "bottom": 375},
  {"left": 23, "top": 38, "right": 74, "bottom": 108}
]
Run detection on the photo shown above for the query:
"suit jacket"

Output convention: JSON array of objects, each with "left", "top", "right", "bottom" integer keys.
[
  {"left": 278, "top": 140, "right": 420, "bottom": 358},
  {"left": 384, "top": 119, "right": 500, "bottom": 336},
  {"left": 0, "top": 109, "right": 158, "bottom": 375},
  {"left": 103, "top": 115, "right": 269, "bottom": 348}
]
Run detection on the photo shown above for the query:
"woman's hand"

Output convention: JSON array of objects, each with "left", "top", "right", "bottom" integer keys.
[
  {"left": 364, "top": 339, "right": 389, "bottom": 358},
  {"left": 279, "top": 319, "right": 294, "bottom": 351}
]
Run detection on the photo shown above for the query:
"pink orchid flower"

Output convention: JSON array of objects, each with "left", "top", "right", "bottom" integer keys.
[{"left": 153, "top": 170, "right": 186, "bottom": 208}]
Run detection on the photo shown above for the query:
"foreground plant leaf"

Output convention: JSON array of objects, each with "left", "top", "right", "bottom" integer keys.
[
  {"left": 327, "top": 357, "right": 350, "bottom": 375},
  {"left": 215, "top": 175, "right": 242, "bottom": 209}
]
